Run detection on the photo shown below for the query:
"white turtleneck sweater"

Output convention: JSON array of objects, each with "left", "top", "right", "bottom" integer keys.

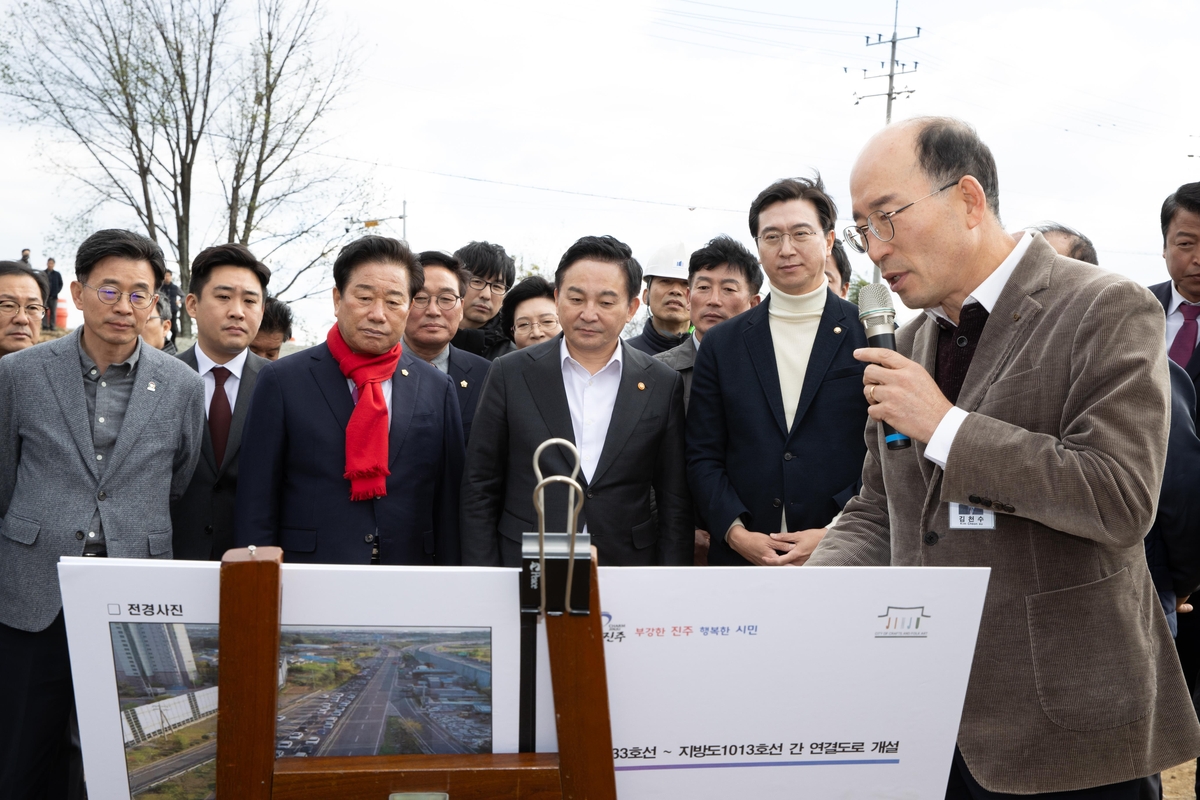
[{"left": 768, "top": 276, "right": 828, "bottom": 432}]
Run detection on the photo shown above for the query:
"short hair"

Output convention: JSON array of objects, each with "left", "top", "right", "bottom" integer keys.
[
  {"left": 688, "top": 235, "right": 763, "bottom": 295},
  {"left": 189, "top": 243, "right": 271, "bottom": 297},
  {"left": 1030, "top": 222, "right": 1098, "bottom": 266},
  {"left": 259, "top": 296, "right": 293, "bottom": 339},
  {"left": 153, "top": 296, "right": 171, "bottom": 319},
  {"left": 910, "top": 116, "right": 1001, "bottom": 219},
  {"left": 749, "top": 176, "right": 838, "bottom": 238},
  {"left": 499, "top": 275, "right": 556, "bottom": 341},
  {"left": 554, "top": 235, "right": 642, "bottom": 302},
  {"left": 828, "top": 239, "right": 852, "bottom": 285},
  {"left": 76, "top": 229, "right": 167, "bottom": 289},
  {"left": 417, "top": 251, "right": 469, "bottom": 296},
  {"left": 1161, "top": 183, "right": 1200, "bottom": 247},
  {"left": 454, "top": 241, "right": 515, "bottom": 290},
  {"left": 0, "top": 261, "right": 44, "bottom": 299},
  {"left": 333, "top": 235, "right": 423, "bottom": 296}
]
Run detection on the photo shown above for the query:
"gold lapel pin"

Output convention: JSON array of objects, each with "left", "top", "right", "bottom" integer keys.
[
  {"left": 637, "top": 382, "right": 645, "bottom": 391},
  {"left": 401, "top": 369, "right": 409, "bottom": 377},
  {"left": 833, "top": 326, "right": 842, "bottom": 334},
  {"left": 460, "top": 380, "right": 468, "bottom": 388}
]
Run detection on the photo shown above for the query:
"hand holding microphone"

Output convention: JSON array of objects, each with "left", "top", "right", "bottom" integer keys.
[{"left": 856, "top": 283, "right": 954, "bottom": 447}]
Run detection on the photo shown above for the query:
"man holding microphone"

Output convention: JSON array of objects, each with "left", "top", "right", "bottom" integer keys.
[{"left": 807, "top": 117, "right": 1200, "bottom": 797}]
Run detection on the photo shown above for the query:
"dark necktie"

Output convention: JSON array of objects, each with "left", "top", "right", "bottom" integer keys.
[
  {"left": 209, "top": 366, "right": 233, "bottom": 467},
  {"left": 935, "top": 303, "right": 990, "bottom": 405},
  {"left": 1169, "top": 304, "right": 1200, "bottom": 368}
]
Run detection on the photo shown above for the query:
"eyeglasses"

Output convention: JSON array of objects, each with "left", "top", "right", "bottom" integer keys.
[
  {"left": 411, "top": 293, "right": 462, "bottom": 310},
  {"left": 81, "top": 282, "right": 157, "bottom": 309},
  {"left": 514, "top": 317, "right": 560, "bottom": 335},
  {"left": 0, "top": 300, "right": 46, "bottom": 319},
  {"left": 467, "top": 276, "right": 508, "bottom": 296},
  {"left": 754, "top": 230, "right": 820, "bottom": 249},
  {"left": 843, "top": 180, "right": 960, "bottom": 254}
]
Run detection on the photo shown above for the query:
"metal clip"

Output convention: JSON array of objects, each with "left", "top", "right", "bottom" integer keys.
[{"left": 523, "top": 438, "right": 590, "bottom": 616}]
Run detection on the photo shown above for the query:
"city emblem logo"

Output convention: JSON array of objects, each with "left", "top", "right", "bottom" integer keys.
[{"left": 875, "top": 606, "right": 931, "bottom": 639}]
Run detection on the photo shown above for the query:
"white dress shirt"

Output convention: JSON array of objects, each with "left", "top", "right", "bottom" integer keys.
[
  {"left": 560, "top": 337, "right": 623, "bottom": 483},
  {"left": 923, "top": 230, "right": 1034, "bottom": 468},
  {"left": 195, "top": 345, "right": 248, "bottom": 419},
  {"left": 1165, "top": 282, "right": 1200, "bottom": 350},
  {"left": 346, "top": 377, "right": 393, "bottom": 424}
]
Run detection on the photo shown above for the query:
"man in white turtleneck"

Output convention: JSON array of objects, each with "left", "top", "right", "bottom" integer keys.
[{"left": 686, "top": 177, "right": 870, "bottom": 567}]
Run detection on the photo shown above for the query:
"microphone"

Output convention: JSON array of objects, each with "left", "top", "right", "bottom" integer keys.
[{"left": 857, "top": 283, "right": 911, "bottom": 451}]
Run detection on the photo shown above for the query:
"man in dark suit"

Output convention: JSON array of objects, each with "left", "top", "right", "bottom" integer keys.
[
  {"left": 0, "top": 229, "right": 205, "bottom": 798},
  {"left": 172, "top": 243, "right": 271, "bottom": 560},
  {"left": 235, "top": 236, "right": 464, "bottom": 565},
  {"left": 1149, "top": 181, "right": 1200, "bottom": 795},
  {"left": 405, "top": 251, "right": 492, "bottom": 443},
  {"left": 687, "top": 177, "right": 869, "bottom": 567},
  {"left": 462, "top": 235, "right": 691, "bottom": 567},
  {"left": 655, "top": 235, "right": 762, "bottom": 412}
]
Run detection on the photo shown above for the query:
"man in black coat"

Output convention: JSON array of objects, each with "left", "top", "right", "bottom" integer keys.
[
  {"left": 461, "top": 235, "right": 691, "bottom": 567},
  {"left": 687, "top": 177, "right": 869, "bottom": 566},
  {"left": 172, "top": 243, "right": 270, "bottom": 560}
]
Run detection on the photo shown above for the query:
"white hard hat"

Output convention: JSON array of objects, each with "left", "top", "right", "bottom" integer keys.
[{"left": 642, "top": 243, "right": 690, "bottom": 282}]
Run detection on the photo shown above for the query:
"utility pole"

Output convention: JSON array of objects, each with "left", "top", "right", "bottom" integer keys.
[
  {"left": 344, "top": 206, "right": 409, "bottom": 242},
  {"left": 851, "top": 1, "right": 921, "bottom": 124},
  {"left": 849, "top": 0, "right": 921, "bottom": 283}
]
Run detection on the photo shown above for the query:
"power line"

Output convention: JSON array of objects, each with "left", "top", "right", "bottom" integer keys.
[
  {"left": 851, "top": 0, "right": 921, "bottom": 125},
  {"left": 677, "top": 0, "right": 904, "bottom": 30},
  {"left": 316, "top": 152, "right": 742, "bottom": 214}
]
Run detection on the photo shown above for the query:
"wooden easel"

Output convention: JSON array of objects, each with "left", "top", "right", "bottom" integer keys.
[{"left": 213, "top": 547, "right": 616, "bottom": 799}]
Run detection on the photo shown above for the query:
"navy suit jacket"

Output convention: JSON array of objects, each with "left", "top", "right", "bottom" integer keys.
[
  {"left": 1151, "top": 280, "right": 1200, "bottom": 388},
  {"left": 446, "top": 344, "right": 491, "bottom": 445},
  {"left": 234, "top": 343, "right": 465, "bottom": 565},
  {"left": 686, "top": 290, "right": 869, "bottom": 565}
]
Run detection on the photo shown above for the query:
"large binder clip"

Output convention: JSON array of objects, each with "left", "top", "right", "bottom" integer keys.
[{"left": 522, "top": 438, "right": 590, "bottom": 616}]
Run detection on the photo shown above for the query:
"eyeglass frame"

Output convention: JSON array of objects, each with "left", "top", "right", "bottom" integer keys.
[
  {"left": 80, "top": 282, "right": 158, "bottom": 310},
  {"left": 467, "top": 276, "right": 508, "bottom": 297},
  {"left": 411, "top": 292, "right": 463, "bottom": 310},
  {"left": 843, "top": 179, "right": 961, "bottom": 254},
  {"left": 513, "top": 317, "right": 560, "bottom": 335},
  {"left": 753, "top": 229, "right": 822, "bottom": 249},
  {"left": 0, "top": 299, "right": 46, "bottom": 319}
]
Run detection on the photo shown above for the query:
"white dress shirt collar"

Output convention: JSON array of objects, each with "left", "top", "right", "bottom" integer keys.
[
  {"left": 559, "top": 336, "right": 623, "bottom": 376},
  {"left": 925, "top": 229, "right": 1034, "bottom": 326},
  {"left": 1169, "top": 282, "right": 1200, "bottom": 316},
  {"left": 195, "top": 344, "right": 249, "bottom": 379}
]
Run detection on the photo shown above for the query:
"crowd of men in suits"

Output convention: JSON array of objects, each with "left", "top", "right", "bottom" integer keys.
[{"left": 5, "top": 114, "right": 1200, "bottom": 797}]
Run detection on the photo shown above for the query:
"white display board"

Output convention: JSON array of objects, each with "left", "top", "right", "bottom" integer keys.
[
  {"left": 536, "top": 566, "right": 989, "bottom": 799},
  {"left": 59, "top": 558, "right": 520, "bottom": 800}
]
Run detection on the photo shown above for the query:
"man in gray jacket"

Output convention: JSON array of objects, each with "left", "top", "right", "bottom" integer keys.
[{"left": 0, "top": 229, "right": 205, "bottom": 797}]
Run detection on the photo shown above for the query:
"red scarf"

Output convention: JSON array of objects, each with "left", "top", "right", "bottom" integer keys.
[{"left": 326, "top": 325, "right": 402, "bottom": 501}]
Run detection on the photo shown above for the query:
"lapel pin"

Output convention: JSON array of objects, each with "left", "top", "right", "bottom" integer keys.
[
  {"left": 401, "top": 369, "right": 409, "bottom": 377},
  {"left": 833, "top": 326, "right": 842, "bottom": 334},
  {"left": 147, "top": 381, "right": 156, "bottom": 392},
  {"left": 637, "top": 382, "right": 645, "bottom": 391},
  {"left": 460, "top": 380, "right": 468, "bottom": 388}
]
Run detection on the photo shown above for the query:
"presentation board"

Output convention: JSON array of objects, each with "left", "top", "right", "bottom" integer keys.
[
  {"left": 536, "top": 565, "right": 990, "bottom": 799},
  {"left": 59, "top": 559, "right": 520, "bottom": 800},
  {"left": 62, "top": 559, "right": 987, "bottom": 799}
]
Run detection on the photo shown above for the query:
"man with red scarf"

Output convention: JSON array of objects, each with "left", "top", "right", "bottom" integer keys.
[{"left": 234, "top": 236, "right": 464, "bottom": 564}]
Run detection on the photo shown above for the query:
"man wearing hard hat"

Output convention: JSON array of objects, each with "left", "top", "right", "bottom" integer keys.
[{"left": 626, "top": 243, "right": 692, "bottom": 355}]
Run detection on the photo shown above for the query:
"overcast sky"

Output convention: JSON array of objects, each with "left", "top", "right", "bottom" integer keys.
[{"left": 1, "top": 0, "right": 1195, "bottom": 337}]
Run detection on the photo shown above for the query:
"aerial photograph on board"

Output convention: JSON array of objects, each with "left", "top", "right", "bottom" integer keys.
[
  {"left": 109, "top": 622, "right": 220, "bottom": 799},
  {"left": 109, "top": 622, "right": 491, "bottom": 799},
  {"left": 274, "top": 626, "right": 493, "bottom": 759}
]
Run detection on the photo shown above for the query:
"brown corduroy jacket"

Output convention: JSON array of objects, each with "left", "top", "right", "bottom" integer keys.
[{"left": 809, "top": 233, "right": 1200, "bottom": 793}]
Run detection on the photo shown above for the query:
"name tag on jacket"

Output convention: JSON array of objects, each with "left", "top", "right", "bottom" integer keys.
[{"left": 949, "top": 504, "right": 996, "bottom": 530}]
